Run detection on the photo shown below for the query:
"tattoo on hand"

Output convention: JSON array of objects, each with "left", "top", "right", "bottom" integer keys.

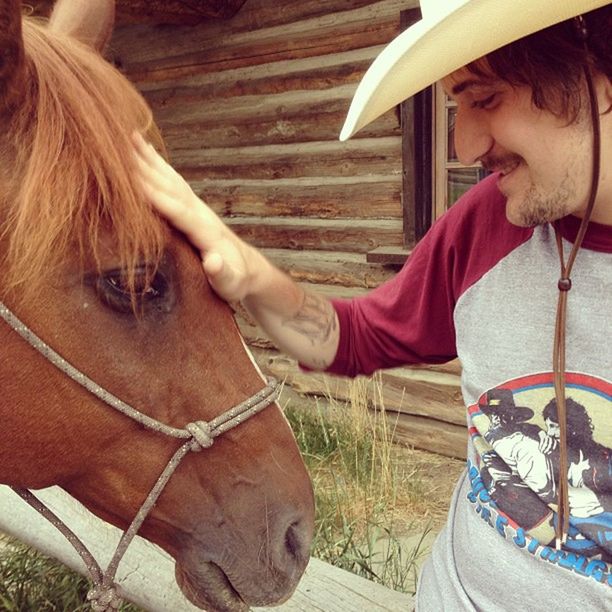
[{"left": 283, "top": 292, "right": 337, "bottom": 346}]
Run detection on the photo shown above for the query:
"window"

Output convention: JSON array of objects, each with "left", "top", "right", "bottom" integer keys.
[
  {"left": 397, "top": 8, "right": 487, "bottom": 250},
  {"left": 433, "top": 83, "right": 488, "bottom": 219},
  {"left": 369, "top": 8, "right": 488, "bottom": 264}
]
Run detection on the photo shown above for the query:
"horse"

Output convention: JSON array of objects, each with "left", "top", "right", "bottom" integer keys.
[{"left": 0, "top": 1, "right": 314, "bottom": 610}]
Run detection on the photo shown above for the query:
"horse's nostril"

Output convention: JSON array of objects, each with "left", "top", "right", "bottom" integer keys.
[{"left": 284, "top": 520, "right": 309, "bottom": 563}]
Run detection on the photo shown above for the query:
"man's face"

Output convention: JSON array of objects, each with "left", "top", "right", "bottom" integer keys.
[
  {"left": 489, "top": 413, "right": 501, "bottom": 428},
  {"left": 441, "top": 67, "right": 605, "bottom": 227},
  {"left": 545, "top": 417, "right": 560, "bottom": 439}
]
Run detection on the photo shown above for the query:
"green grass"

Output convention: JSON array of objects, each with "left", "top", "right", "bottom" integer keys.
[
  {"left": 0, "top": 537, "right": 139, "bottom": 612},
  {"left": 0, "top": 376, "right": 455, "bottom": 608},
  {"left": 283, "top": 375, "right": 434, "bottom": 594}
]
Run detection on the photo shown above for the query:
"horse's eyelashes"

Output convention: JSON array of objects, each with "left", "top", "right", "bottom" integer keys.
[{"left": 96, "top": 268, "right": 171, "bottom": 314}]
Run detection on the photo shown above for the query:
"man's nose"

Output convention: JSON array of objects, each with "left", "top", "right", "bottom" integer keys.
[{"left": 453, "top": 109, "right": 494, "bottom": 166}]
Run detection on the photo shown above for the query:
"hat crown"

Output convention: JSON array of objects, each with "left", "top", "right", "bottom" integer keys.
[{"left": 420, "top": 0, "right": 469, "bottom": 21}]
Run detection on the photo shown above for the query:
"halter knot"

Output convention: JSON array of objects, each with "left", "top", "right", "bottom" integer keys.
[
  {"left": 86, "top": 585, "right": 122, "bottom": 611},
  {"left": 186, "top": 420, "right": 214, "bottom": 451}
]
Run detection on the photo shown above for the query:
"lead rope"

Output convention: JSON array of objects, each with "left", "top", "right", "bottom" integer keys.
[
  {"left": 0, "top": 301, "right": 280, "bottom": 611},
  {"left": 552, "top": 15, "right": 601, "bottom": 550}
]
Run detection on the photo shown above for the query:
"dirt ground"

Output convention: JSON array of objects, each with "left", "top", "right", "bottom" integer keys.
[{"left": 392, "top": 444, "right": 465, "bottom": 533}]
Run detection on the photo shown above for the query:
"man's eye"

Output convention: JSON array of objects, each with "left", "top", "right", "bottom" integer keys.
[
  {"left": 96, "top": 268, "right": 169, "bottom": 313},
  {"left": 472, "top": 94, "right": 497, "bottom": 109}
]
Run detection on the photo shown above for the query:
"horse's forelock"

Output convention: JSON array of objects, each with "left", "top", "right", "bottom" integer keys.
[{"left": 1, "top": 18, "right": 167, "bottom": 298}]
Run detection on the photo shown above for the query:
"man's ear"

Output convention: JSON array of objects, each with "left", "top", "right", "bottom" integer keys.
[
  {"left": 602, "top": 75, "right": 612, "bottom": 114},
  {"left": 48, "top": 0, "right": 115, "bottom": 54}
]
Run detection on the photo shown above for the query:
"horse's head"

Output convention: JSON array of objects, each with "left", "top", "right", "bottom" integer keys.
[{"left": 0, "top": 2, "right": 314, "bottom": 610}]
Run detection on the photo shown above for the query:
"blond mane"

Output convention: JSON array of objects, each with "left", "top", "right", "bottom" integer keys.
[{"left": 1, "top": 17, "right": 167, "bottom": 296}]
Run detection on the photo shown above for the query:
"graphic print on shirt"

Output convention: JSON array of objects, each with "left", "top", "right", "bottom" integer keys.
[{"left": 467, "top": 372, "right": 612, "bottom": 586}]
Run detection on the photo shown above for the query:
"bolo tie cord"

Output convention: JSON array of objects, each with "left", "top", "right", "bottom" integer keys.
[{"left": 552, "top": 14, "right": 601, "bottom": 549}]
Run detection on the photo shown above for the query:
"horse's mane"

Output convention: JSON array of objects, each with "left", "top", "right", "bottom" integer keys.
[{"left": 1, "top": 17, "right": 167, "bottom": 296}]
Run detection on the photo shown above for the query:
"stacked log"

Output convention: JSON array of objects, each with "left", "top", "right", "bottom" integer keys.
[
  {"left": 111, "top": 0, "right": 408, "bottom": 273},
  {"left": 28, "top": 0, "right": 248, "bottom": 24},
  {"left": 256, "top": 351, "right": 467, "bottom": 460}
]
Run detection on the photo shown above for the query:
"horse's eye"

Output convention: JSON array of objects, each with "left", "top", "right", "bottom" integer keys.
[{"left": 96, "top": 268, "right": 170, "bottom": 314}]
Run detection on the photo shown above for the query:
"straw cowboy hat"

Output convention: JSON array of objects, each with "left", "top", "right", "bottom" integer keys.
[{"left": 340, "top": 0, "right": 610, "bottom": 141}]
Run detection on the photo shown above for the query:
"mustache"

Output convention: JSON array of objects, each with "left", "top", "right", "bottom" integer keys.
[{"left": 480, "top": 153, "right": 523, "bottom": 173}]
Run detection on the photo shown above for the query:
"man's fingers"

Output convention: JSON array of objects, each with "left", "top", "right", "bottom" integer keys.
[
  {"left": 132, "top": 131, "right": 164, "bottom": 170},
  {"left": 132, "top": 132, "right": 182, "bottom": 190},
  {"left": 133, "top": 153, "right": 174, "bottom": 200}
]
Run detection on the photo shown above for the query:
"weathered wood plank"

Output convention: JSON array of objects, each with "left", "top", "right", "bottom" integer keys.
[
  {"left": 225, "top": 217, "right": 404, "bottom": 253},
  {"left": 148, "top": 73, "right": 402, "bottom": 147},
  {"left": 390, "top": 413, "right": 467, "bottom": 459},
  {"left": 366, "top": 246, "right": 412, "bottom": 265},
  {"left": 160, "top": 109, "right": 398, "bottom": 148},
  {"left": 170, "top": 137, "right": 402, "bottom": 181},
  {"left": 412, "top": 360, "right": 462, "bottom": 377},
  {"left": 114, "top": 0, "right": 249, "bottom": 23},
  {"left": 111, "top": 1, "right": 411, "bottom": 79},
  {"left": 153, "top": 83, "right": 358, "bottom": 127},
  {"left": 139, "top": 45, "right": 383, "bottom": 99},
  {"left": 273, "top": 557, "right": 414, "bottom": 611},
  {"left": 142, "top": 48, "right": 404, "bottom": 146},
  {"left": 258, "top": 355, "right": 467, "bottom": 458},
  {"left": 262, "top": 248, "right": 397, "bottom": 288},
  {"left": 263, "top": 355, "right": 465, "bottom": 426},
  {"left": 193, "top": 176, "right": 401, "bottom": 220},
  {"left": 27, "top": 0, "right": 248, "bottom": 23},
  {"left": 117, "top": 23, "right": 399, "bottom": 81},
  {"left": 217, "top": 0, "right": 412, "bottom": 33}
]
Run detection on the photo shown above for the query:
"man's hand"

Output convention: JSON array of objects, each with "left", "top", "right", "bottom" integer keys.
[
  {"left": 133, "top": 132, "right": 258, "bottom": 303},
  {"left": 538, "top": 430, "right": 558, "bottom": 455}
]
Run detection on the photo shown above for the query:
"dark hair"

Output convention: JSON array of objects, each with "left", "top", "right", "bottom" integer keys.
[
  {"left": 468, "top": 6, "right": 612, "bottom": 121},
  {"left": 542, "top": 397, "right": 594, "bottom": 441}
]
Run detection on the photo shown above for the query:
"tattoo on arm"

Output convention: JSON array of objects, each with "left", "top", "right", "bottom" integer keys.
[{"left": 283, "top": 292, "right": 337, "bottom": 346}]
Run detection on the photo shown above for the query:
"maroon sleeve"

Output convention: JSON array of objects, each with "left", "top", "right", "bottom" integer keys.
[{"left": 326, "top": 174, "right": 532, "bottom": 377}]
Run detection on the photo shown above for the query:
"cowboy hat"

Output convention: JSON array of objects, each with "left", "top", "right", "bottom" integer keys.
[
  {"left": 478, "top": 388, "right": 534, "bottom": 422},
  {"left": 340, "top": 0, "right": 610, "bottom": 141}
]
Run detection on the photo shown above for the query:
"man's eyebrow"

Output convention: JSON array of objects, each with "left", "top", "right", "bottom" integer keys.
[{"left": 451, "top": 78, "right": 496, "bottom": 96}]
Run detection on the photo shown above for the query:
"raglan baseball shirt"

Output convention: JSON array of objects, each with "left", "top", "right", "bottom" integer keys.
[{"left": 327, "top": 174, "right": 612, "bottom": 611}]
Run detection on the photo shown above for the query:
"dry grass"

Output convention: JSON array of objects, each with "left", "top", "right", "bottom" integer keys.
[
  {"left": 284, "top": 378, "right": 463, "bottom": 533},
  {"left": 282, "top": 374, "right": 465, "bottom": 592}
]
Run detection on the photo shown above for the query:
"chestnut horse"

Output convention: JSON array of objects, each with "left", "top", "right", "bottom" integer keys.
[{"left": 0, "top": 1, "right": 314, "bottom": 610}]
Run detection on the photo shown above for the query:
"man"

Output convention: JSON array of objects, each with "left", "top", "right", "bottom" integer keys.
[{"left": 134, "top": 1, "right": 611, "bottom": 609}]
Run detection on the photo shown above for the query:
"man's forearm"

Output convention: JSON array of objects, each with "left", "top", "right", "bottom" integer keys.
[{"left": 242, "top": 253, "right": 340, "bottom": 370}]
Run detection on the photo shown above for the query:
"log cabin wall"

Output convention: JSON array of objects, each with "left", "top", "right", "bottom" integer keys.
[{"left": 110, "top": 0, "right": 467, "bottom": 459}]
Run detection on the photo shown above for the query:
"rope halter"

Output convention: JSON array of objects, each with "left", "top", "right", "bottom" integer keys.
[{"left": 0, "top": 301, "right": 281, "bottom": 611}]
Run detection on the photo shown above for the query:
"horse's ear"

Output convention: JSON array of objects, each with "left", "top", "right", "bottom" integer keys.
[
  {"left": 48, "top": 0, "right": 115, "bottom": 53},
  {"left": 0, "top": 0, "right": 26, "bottom": 110}
]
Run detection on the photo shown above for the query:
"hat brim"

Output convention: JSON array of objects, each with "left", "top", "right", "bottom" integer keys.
[{"left": 340, "top": 0, "right": 609, "bottom": 141}]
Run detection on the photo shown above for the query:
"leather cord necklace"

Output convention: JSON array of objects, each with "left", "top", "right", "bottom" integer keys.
[{"left": 552, "top": 15, "right": 601, "bottom": 549}]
